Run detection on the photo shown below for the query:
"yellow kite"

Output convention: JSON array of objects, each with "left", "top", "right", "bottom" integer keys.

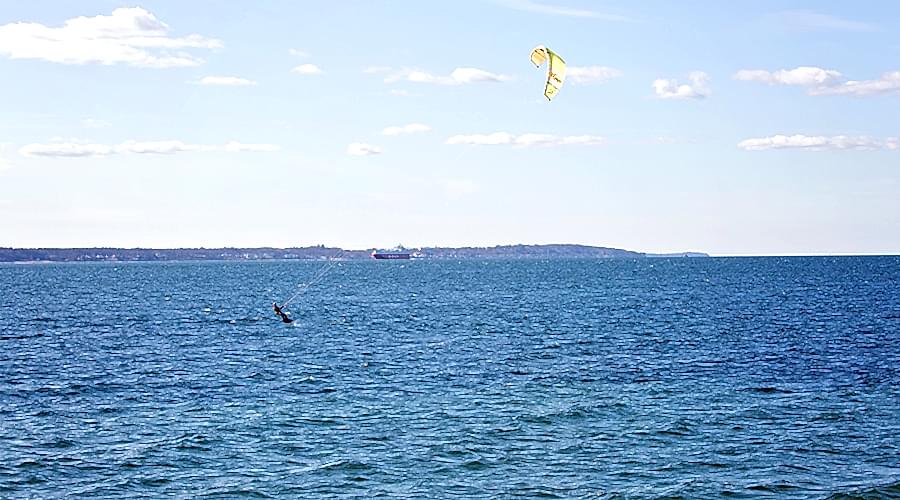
[{"left": 530, "top": 45, "right": 567, "bottom": 101}]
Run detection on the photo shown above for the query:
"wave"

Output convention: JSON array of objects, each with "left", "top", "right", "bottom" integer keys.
[
  {"left": 743, "top": 386, "right": 795, "bottom": 394},
  {"left": 826, "top": 480, "right": 900, "bottom": 499}
]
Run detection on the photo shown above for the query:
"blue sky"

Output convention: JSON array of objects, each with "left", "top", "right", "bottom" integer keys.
[{"left": 0, "top": 1, "right": 898, "bottom": 255}]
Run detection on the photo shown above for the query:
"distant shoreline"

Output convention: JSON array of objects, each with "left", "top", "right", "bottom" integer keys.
[{"left": 0, "top": 244, "right": 711, "bottom": 263}]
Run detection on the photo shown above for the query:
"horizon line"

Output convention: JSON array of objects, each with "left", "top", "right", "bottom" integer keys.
[{"left": 1, "top": 244, "right": 898, "bottom": 258}]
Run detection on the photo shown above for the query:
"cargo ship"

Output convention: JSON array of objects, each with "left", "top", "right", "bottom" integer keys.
[{"left": 371, "top": 245, "right": 411, "bottom": 259}]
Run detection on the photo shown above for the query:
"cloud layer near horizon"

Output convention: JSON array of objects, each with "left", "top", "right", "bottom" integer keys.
[
  {"left": 19, "top": 140, "right": 279, "bottom": 158},
  {"left": 738, "top": 134, "right": 900, "bottom": 151}
]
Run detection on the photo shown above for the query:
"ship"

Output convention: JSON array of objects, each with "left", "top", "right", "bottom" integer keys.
[{"left": 371, "top": 245, "right": 411, "bottom": 260}]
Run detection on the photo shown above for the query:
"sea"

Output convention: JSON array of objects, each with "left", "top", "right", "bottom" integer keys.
[{"left": 1, "top": 257, "right": 899, "bottom": 498}]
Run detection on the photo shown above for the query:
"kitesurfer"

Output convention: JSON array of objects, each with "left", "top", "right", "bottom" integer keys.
[{"left": 273, "top": 302, "right": 293, "bottom": 323}]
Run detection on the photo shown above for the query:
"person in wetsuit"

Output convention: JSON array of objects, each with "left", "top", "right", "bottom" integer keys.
[{"left": 273, "top": 302, "right": 293, "bottom": 323}]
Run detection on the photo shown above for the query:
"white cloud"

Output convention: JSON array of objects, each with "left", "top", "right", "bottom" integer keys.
[
  {"left": 653, "top": 71, "right": 710, "bottom": 99},
  {"left": 450, "top": 67, "right": 510, "bottom": 84},
  {"left": 554, "top": 135, "right": 609, "bottom": 146},
  {"left": 292, "top": 63, "right": 323, "bottom": 75},
  {"left": 446, "top": 132, "right": 515, "bottom": 145},
  {"left": 813, "top": 71, "right": 900, "bottom": 96},
  {"left": 770, "top": 10, "right": 879, "bottom": 32},
  {"left": 735, "top": 67, "right": 900, "bottom": 96},
  {"left": 734, "top": 66, "right": 842, "bottom": 86},
  {"left": 567, "top": 66, "right": 623, "bottom": 84},
  {"left": 385, "top": 67, "right": 510, "bottom": 85},
  {"left": 19, "top": 142, "right": 113, "bottom": 158},
  {"left": 382, "top": 123, "right": 431, "bottom": 136},
  {"left": 737, "top": 134, "right": 898, "bottom": 151},
  {"left": 289, "top": 48, "right": 309, "bottom": 57},
  {"left": 0, "top": 7, "right": 221, "bottom": 68},
  {"left": 445, "top": 132, "right": 606, "bottom": 147},
  {"left": 18, "top": 139, "right": 278, "bottom": 158},
  {"left": 192, "top": 75, "right": 257, "bottom": 86},
  {"left": 514, "top": 133, "right": 565, "bottom": 146},
  {"left": 346, "top": 142, "right": 382, "bottom": 156},
  {"left": 494, "top": 0, "right": 629, "bottom": 21}
]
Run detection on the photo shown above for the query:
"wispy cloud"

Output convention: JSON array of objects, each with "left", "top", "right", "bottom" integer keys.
[
  {"left": 116, "top": 140, "right": 201, "bottom": 154},
  {"left": 445, "top": 132, "right": 606, "bottom": 147},
  {"left": 81, "top": 118, "right": 110, "bottom": 129},
  {"left": 653, "top": 71, "right": 710, "bottom": 99},
  {"left": 382, "top": 123, "right": 431, "bottom": 136},
  {"left": 738, "top": 134, "right": 899, "bottom": 151},
  {"left": 363, "top": 65, "right": 391, "bottom": 74},
  {"left": 494, "top": 0, "right": 629, "bottom": 21},
  {"left": 768, "top": 10, "right": 879, "bottom": 32},
  {"left": 643, "top": 136, "right": 680, "bottom": 145},
  {"left": 384, "top": 67, "right": 510, "bottom": 85},
  {"left": 567, "top": 66, "right": 623, "bottom": 84},
  {"left": 735, "top": 67, "right": 842, "bottom": 87},
  {"left": 821, "top": 72, "right": 900, "bottom": 96},
  {"left": 18, "top": 139, "right": 279, "bottom": 158},
  {"left": 222, "top": 142, "right": 278, "bottom": 152},
  {"left": 735, "top": 67, "right": 900, "bottom": 96},
  {"left": 289, "top": 48, "right": 309, "bottom": 57},
  {"left": 191, "top": 75, "right": 257, "bottom": 86},
  {"left": 0, "top": 7, "right": 221, "bottom": 68},
  {"left": 346, "top": 142, "right": 382, "bottom": 156},
  {"left": 20, "top": 142, "right": 112, "bottom": 158},
  {"left": 292, "top": 63, "right": 323, "bottom": 75}
]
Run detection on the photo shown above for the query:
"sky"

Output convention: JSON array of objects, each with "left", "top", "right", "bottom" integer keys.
[{"left": 0, "top": 0, "right": 898, "bottom": 256}]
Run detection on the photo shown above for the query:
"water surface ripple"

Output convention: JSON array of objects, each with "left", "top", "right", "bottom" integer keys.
[{"left": 1, "top": 257, "right": 899, "bottom": 498}]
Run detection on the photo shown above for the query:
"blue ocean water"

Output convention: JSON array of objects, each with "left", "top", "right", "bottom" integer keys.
[{"left": 1, "top": 257, "right": 899, "bottom": 498}]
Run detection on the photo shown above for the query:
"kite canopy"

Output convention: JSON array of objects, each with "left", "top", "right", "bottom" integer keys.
[{"left": 530, "top": 45, "right": 567, "bottom": 101}]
